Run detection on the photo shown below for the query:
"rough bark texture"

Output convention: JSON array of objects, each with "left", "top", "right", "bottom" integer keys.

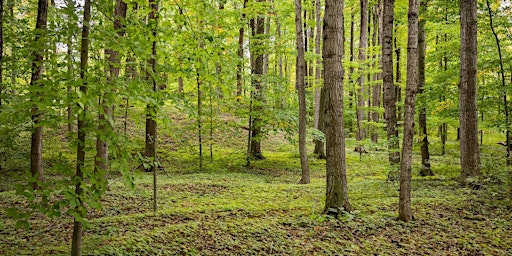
[
  {"left": 323, "top": 0, "right": 351, "bottom": 214},
  {"left": 295, "top": 0, "right": 310, "bottom": 184},
  {"left": 371, "top": 2, "right": 382, "bottom": 143},
  {"left": 313, "top": 0, "right": 324, "bottom": 158},
  {"left": 382, "top": 0, "right": 399, "bottom": 164},
  {"left": 459, "top": 0, "right": 480, "bottom": 179},
  {"left": 29, "top": 0, "right": 48, "bottom": 190},
  {"left": 418, "top": 0, "right": 432, "bottom": 176},
  {"left": 399, "top": 0, "right": 419, "bottom": 222},
  {"left": 249, "top": 0, "right": 266, "bottom": 160},
  {"left": 72, "top": 0, "right": 91, "bottom": 254},
  {"left": 356, "top": 0, "right": 368, "bottom": 145}
]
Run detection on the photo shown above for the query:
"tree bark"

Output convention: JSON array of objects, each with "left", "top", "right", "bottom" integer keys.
[
  {"left": 72, "top": 0, "right": 91, "bottom": 254},
  {"left": 295, "top": 0, "right": 310, "bottom": 184},
  {"left": 236, "top": 0, "right": 248, "bottom": 102},
  {"left": 399, "top": 0, "right": 419, "bottom": 222},
  {"left": 418, "top": 0, "right": 432, "bottom": 176},
  {"left": 459, "top": 0, "right": 480, "bottom": 179},
  {"left": 382, "top": 0, "right": 399, "bottom": 164},
  {"left": 146, "top": 0, "right": 158, "bottom": 214},
  {"left": 486, "top": 0, "right": 510, "bottom": 165},
  {"left": 29, "top": 0, "right": 48, "bottom": 190},
  {"left": 371, "top": 1, "right": 382, "bottom": 143},
  {"left": 356, "top": 0, "right": 369, "bottom": 147},
  {"left": 323, "top": 0, "right": 351, "bottom": 214},
  {"left": 0, "top": 0, "right": 3, "bottom": 108},
  {"left": 313, "top": 0, "right": 325, "bottom": 158},
  {"left": 249, "top": 0, "right": 266, "bottom": 160}
]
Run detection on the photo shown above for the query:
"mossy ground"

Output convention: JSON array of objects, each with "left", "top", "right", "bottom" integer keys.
[{"left": 1, "top": 109, "right": 512, "bottom": 255}]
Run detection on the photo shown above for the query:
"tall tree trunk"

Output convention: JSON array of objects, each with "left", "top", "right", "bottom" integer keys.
[
  {"left": 295, "top": 0, "right": 310, "bottom": 184},
  {"left": 71, "top": 0, "right": 91, "bottom": 254},
  {"left": 395, "top": 27, "right": 402, "bottom": 122},
  {"left": 398, "top": 0, "right": 419, "bottom": 222},
  {"left": 249, "top": 0, "right": 266, "bottom": 160},
  {"left": 348, "top": 12, "right": 355, "bottom": 112},
  {"left": 145, "top": 0, "right": 158, "bottom": 214},
  {"left": 356, "top": 0, "right": 369, "bottom": 148},
  {"left": 382, "top": 0, "right": 399, "bottom": 164},
  {"left": 371, "top": 2, "right": 382, "bottom": 143},
  {"left": 66, "top": 0, "right": 74, "bottom": 135},
  {"left": 237, "top": 0, "right": 248, "bottom": 102},
  {"left": 313, "top": 0, "right": 324, "bottom": 158},
  {"left": 459, "top": 0, "right": 480, "bottom": 179},
  {"left": 95, "top": 0, "right": 127, "bottom": 186},
  {"left": 29, "top": 0, "right": 48, "bottom": 190},
  {"left": 418, "top": 0, "right": 432, "bottom": 176},
  {"left": 323, "top": 0, "right": 351, "bottom": 214},
  {"left": 0, "top": 0, "right": 3, "bottom": 109},
  {"left": 486, "top": 0, "right": 510, "bottom": 166}
]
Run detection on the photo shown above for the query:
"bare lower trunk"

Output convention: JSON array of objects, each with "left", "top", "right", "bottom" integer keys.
[
  {"left": 323, "top": 0, "right": 351, "bottom": 214},
  {"left": 356, "top": 0, "right": 368, "bottom": 146},
  {"left": 399, "top": 0, "right": 419, "bottom": 222},
  {"left": 459, "top": 0, "right": 480, "bottom": 179},
  {"left": 313, "top": 0, "right": 324, "bottom": 158},
  {"left": 418, "top": 0, "right": 432, "bottom": 176},
  {"left": 295, "top": 0, "right": 309, "bottom": 184},
  {"left": 382, "top": 0, "right": 399, "bottom": 164}
]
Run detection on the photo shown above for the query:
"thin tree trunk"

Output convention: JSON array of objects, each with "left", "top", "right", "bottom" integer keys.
[
  {"left": 146, "top": 0, "right": 158, "bottom": 214},
  {"left": 249, "top": 0, "right": 266, "bottom": 160},
  {"left": 95, "top": 0, "right": 127, "bottom": 184},
  {"left": 459, "top": 0, "right": 480, "bottom": 179},
  {"left": 29, "top": 0, "right": 48, "bottom": 190},
  {"left": 348, "top": 12, "right": 355, "bottom": 112},
  {"left": 418, "top": 0, "right": 432, "bottom": 176},
  {"left": 71, "top": 0, "right": 90, "bottom": 254},
  {"left": 371, "top": 2, "right": 382, "bottom": 143},
  {"left": 395, "top": 26, "right": 402, "bottom": 122},
  {"left": 383, "top": 0, "right": 399, "bottom": 164},
  {"left": 323, "top": 0, "right": 351, "bottom": 214},
  {"left": 295, "top": 0, "right": 310, "bottom": 184},
  {"left": 0, "top": 0, "right": 3, "bottom": 108},
  {"left": 356, "top": 0, "right": 369, "bottom": 149},
  {"left": 486, "top": 0, "right": 510, "bottom": 165},
  {"left": 66, "top": 9, "right": 74, "bottom": 134},
  {"left": 313, "top": 0, "right": 324, "bottom": 158},
  {"left": 398, "top": 0, "right": 419, "bottom": 222},
  {"left": 237, "top": 0, "right": 248, "bottom": 102}
]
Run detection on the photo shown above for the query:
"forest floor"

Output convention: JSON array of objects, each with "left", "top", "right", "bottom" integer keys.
[{"left": 1, "top": 113, "right": 512, "bottom": 255}]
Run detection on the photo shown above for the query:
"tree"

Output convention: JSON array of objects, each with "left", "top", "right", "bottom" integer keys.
[
  {"left": 418, "top": 0, "right": 432, "bottom": 176},
  {"left": 485, "top": 0, "right": 510, "bottom": 166},
  {"left": 382, "top": 0, "right": 399, "bottom": 164},
  {"left": 146, "top": 0, "right": 159, "bottom": 214},
  {"left": 95, "top": 0, "right": 128, "bottom": 184},
  {"left": 398, "top": 0, "right": 419, "bottom": 222},
  {"left": 295, "top": 0, "right": 309, "bottom": 184},
  {"left": 356, "top": 0, "right": 368, "bottom": 151},
  {"left": 72, "top": 0, "right": 91, "bottom": 254},
  {"left": 313, "top": 0, "right": 325, "bottom": 159},
  {"left": 371, "top": 1, "right": 383, "bottom": 143},
  {"left": 459, "top": 0, "right": 480, "bottom": 179},
  {"left": 248, "top": 0, "right": 266, "bottom": 160},
  {"left": 323, "top": 0, "right": 351, "bottom": 214},
  {"left": 237, "top": 0, "right": 248, "bottom": 102},
  {"left": 29, "top": 0, "right": 49, "bottom": 190},
  {"left": 0, "top": 0, "right": 3, "bottom": 109}
]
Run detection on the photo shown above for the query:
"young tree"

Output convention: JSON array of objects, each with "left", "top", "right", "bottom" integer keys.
[
  {"left": 295, "top": 0, "right": 309, "bottom": 184},
  {"left": 72, "top": 0, "right": 91, "bottom": 254},
  {"left": 237, "top": 0, "right": 248, "bottom": 101},
  {"left": 398, "top": 0, "right": 419, "bottom": 222},
  {"left": 356, "top": 0, "right": 368, "bottom": 150},
  {"left": 146, "top": 0, "right": 159, "bottom": 214},
  {"left": 486, "top": 0, "right": 510, "bottom": 166},
  {"left": 418, "top": 0, "right": 432, "bottom": 176},
  {"left": 459, "top": 0, "right": 480, "bottom": 179},
  {"left": 382, "top": 0, "right": 399, "bottom": 164},
  {"left": 323, "top": 0, "right": 351, "bottom": 214},
  {"left": 248, "top": 0, "right": 266, "bottom": 160},
  {"left": 29, "top": 0, "right": 49, "bottom": 190},
  {"left": 371, "top": 1, "right": 383, "bottom": 143},
  {"left": 95, "top": 0, "right": 128, "bottom": 182},
  {"left": 313, "top": 0, "right": 325, "bottom": 159}
]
